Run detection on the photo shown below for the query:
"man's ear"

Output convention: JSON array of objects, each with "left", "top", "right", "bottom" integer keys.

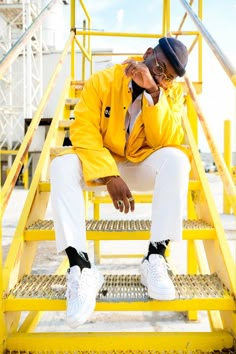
[{"left": 143, "top": 47, "right": 154, "bottom": 60}]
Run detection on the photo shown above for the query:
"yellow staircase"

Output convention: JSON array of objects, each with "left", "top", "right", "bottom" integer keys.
[{"left": 1, "top": 1, "right": 236, "bottom": 353}]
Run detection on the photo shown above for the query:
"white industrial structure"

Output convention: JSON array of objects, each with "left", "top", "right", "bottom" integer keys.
[{"left": 0, "top": 0, "right": 43, "bottom": 165}]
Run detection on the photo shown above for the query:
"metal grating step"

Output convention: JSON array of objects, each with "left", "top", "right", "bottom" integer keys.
[
  {"left": 38, "top": 179, "right": 201, "bottom": 192},
  {"left": 6, "top": 273, "right": 233, "bottom": 301},
  {"left": 25, "top": 219, "right": 216, "bottom": 241}
]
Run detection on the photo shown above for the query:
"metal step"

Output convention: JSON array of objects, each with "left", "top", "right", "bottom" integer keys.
[
  {"left": 58, "top": 119, "right": 74, "bottom": 129},
  {"left": 24, "top": 219, "right": 216, "bottom": 241},
  {"left": 38, "top": 179, "right": 202, "bottom": 192},
  {"left": 65, "top": 97, "right": 79, "bottom": 107},
  {"left": 5, "top": 332, "right": 235, "bottom": 353},
  {"left": 4, "top": 273, "right": 235, "bottom": 312}
]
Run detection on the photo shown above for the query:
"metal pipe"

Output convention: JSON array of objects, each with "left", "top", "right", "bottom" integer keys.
[
  {"left": 179, "top": 0, "right": 236, "bottom": 86},
  {"left": 198, "top": 0, "right": 203, "bottom": 84},
  {"left": 75, "top": 30, "right": 198, "bottom": 38},
  {"left": 70, "top": 0, "right": 75, "bottom": 79},
  {"left": 74, "top": 37, "right": 92, "bottom": 61},
  {"left": 223, "top": 120, "right": 232, "bottom": 214},
  {"left": 162, "top": 0, "right": 167, "bottom": 35},
  {"left": 184, "top": 74, "right": 236, "bottom": 215},
  {"left": 82, "top": 20, "right": 86, "bottom": 81},
  {"left": 0, "top": 0, "right": 60, "bottom": 80},
  {"left": 176, "top": 0, "right": 194, "bottom": 37}
]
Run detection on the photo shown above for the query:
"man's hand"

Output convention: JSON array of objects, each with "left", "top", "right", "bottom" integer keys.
[
  {"left": 123, "top": 58, "right": 158, "bottom": 92},
  {"left": 104, "top": 176, "right": 135, "bottom": 214}
]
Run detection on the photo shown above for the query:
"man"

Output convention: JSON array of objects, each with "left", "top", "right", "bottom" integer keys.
[{"left": 50, "top": 37, "right": 191, "bottom": 328}]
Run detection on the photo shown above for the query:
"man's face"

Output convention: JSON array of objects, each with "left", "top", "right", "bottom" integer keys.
[{"left": 145, "top": 48, "right": 178, "bottom": 89}]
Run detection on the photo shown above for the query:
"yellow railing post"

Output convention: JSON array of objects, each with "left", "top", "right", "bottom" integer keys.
[
  {"left": 23, "top": 153, "right": 29, "bottom": 190},
  {"left": 223, "top": 120, "right": 232, "bottom": 214},
  {"left": 185, "top": 93, "right": 198, "bottom": 143},
  {"left": 187, "top": 240, "right": 198, "bottom": 321},
  {"left": 166, "top": 0, "right": 171, "bottom": 34},
  {"left": 82, "top": 20, "right": 86, "bottom": 81},
  {"left": 0, "top": 188, "right": 6, "bottom": 350},
  {"left": 70, "top": 0, "right": 76, "bottom": 80},
  {"left": 198, "top": 0, "right": 203, "bottom": 84},
  {"left": 93, "top": 196, "right": 101, "bottom": 264}
]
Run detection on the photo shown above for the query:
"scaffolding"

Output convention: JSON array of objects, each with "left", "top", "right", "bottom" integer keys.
[{"left": 0, "top": 0, "right": 42, "bottom": 171}]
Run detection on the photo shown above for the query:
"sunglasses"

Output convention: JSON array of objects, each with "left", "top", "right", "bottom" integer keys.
[{"left": 153, "top": 52, "right": 173, "bottom": 84}]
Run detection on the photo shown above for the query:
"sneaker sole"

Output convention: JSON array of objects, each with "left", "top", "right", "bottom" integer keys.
[
  {"left": 141, "top": 275, "right": 176, "bottom": 301},
  {"left": 148, "top": 288, "right": 176, "bottom": 301},
  {"left": 66, "top": 273, "right": 104, "bottom": 329},
  {"left": 66, "top": 299, "right": 96, "bottom": 328}
]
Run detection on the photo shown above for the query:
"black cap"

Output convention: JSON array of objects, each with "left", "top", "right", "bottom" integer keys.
[{"left": 159, "top": 37, "right": 188, "bottom": 77}]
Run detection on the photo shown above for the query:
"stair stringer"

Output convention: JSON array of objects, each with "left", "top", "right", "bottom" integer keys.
[
  {"left": 2, "top": 78, "right": 71, "bottom": 334},
  {"left": 182, "top": 109, "right": 236, "bottom": 336}
]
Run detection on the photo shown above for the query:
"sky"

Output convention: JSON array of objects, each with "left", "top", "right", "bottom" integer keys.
[{"left": 49, "top": 0, "right": 236, "bottom": 154}]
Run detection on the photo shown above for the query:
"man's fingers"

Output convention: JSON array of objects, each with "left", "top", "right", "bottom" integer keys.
[
  {"left": 113, "top": 196, "right": 135, "bottom": 213},
  {"left": 127, "top": 196, "right": 135, "bottom": 212},
  {"left": 123, "top": 60, "right": 140, "bottom": 77},
  {"left": 122, "top": 59, "right": 137, "bottom": 65}
]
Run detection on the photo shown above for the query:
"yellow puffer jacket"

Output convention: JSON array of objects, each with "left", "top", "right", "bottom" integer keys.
[{"left": 68, "top": 63, "right": 188, "bottom": 186}]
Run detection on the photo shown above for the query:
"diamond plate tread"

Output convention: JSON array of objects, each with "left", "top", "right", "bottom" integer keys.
[
  {"left": 5, "top": 273, "right": 233, "bottom": 301},
  {"left": 26, "top": 219, "right": 214, "bottom": 231}
]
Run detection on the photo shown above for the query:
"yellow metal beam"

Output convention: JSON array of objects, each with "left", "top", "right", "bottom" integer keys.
[
  {"left": 38, "top": 179, "right": 201, "bottom": 193},
  {"left": 24, "top": 227, "right": 216, "bottom": 241},
  {"left": 223, "top": 120, "right": 232, "bottom": 214},
  {"left": 4, "top": 296, "right": 235, "bottom": 312},
  {"left": 75, "top": 30, "right": 199, "bottom": 38},
  {"left": 0, "top": 206, "right": 7, "bottom": 350},
  {"left": 6, "top": 332, "right": 234, "bottom": 351},
  {"left": 74, "top": 36, "right": 92, "bottom": 61},
  {"left": 0, "top": 150, "right": 18, "bottom": 155}
]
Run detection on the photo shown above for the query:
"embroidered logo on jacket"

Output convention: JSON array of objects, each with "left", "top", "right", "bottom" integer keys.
[{"left": 104, "top": 107, "right": 111, "bottom": 118}]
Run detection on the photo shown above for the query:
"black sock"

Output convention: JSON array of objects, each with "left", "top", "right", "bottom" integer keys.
[
  {"left": 65, "top": 247, "right": 91, "bottom": 270},
  {"left": 147, "top": 240, "right": 170, "bottom": 259}
]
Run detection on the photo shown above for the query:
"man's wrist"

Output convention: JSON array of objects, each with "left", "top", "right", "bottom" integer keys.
[
  {"left": 145, "top": 86, "right": 160, "bottom": 97},
  {"left": 103, "top": 175, "right": 119, "bottom": 185},
  {"left": 145, "top": 86, "right": 160, "bottom": 104},
  {"left": 145, "top": 89, "right": 160, "bottom": 98}
]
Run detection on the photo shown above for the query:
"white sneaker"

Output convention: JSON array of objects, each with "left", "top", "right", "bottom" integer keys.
[
  {"left": 66, "top": 265, "right": 104, "bottom": 328},
  {"left": 140, "top": 254, "right": 175, "bottom": 300}
]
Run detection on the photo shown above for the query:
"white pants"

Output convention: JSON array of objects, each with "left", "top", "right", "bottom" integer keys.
[{"left": 50, "top": 147, "right": 191, "bottom": 254}]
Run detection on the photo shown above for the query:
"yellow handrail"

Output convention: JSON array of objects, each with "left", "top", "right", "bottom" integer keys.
[
  {"left": 75, "top": 30, "right": 198, "bottom": 38},
  {"left": 184, "top": 73, "right": 236, "bottom": 215},
  {"left": 179, "top": 0, "right": 236, "bottom": 86},
  {"left": 0, "top": 32, "right": 74, "bottom": 216},
  {"left": 223, "top": 120, "right": 232, "bottom": 214}
]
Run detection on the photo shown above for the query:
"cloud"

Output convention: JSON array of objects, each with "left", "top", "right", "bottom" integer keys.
[{"left": 116, "top": 9, "right": 124, "bottom": 26}]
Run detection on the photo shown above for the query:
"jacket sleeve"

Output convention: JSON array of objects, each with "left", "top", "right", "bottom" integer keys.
[
  {"left": 142, "top": 83, "right": 185, "bottom": 148},
  {"left": 70, "top": 75, "right": 119, "bottom": 185}
]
